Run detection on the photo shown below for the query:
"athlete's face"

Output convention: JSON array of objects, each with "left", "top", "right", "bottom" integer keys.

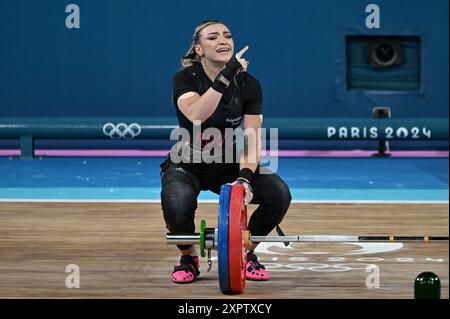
[{"left": 195, "top": 24, "right": 234, "bottom": 64}]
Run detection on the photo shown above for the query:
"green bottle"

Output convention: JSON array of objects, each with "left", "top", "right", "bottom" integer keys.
[{"left": 414, "top": 272, "right": 441, "bottom": 299}]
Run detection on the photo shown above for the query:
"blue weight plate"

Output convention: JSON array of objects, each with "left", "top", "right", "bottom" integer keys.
[{"left": 218, "top": 184, "right": 231, "bottom": 294}]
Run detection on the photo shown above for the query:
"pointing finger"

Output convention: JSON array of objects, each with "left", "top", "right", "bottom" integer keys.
[{"left": 236, "top": 45, "right": 249, "bottom": 59}]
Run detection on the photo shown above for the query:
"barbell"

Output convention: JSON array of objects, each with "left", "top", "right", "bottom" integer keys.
[{"left": 166, "top": 184, "right": 449, "bottom": 294}]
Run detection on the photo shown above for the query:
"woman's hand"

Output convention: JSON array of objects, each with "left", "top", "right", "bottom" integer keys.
[
  {"left": 235, "top": 46, "right": 250, "bottom": 72},
  {"left": 231, "top": 178, "right": 253, "bottom": 205},
  {"left": 218, "top": 46, "right": 250, "bottom": 83}
]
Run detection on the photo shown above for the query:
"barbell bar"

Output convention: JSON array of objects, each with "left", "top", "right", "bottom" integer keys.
[
  {"left": 166, "top": 230, "right": 449, "bottom": 247},
  {"left": 165, "top": 184, "right": 448, "bottom": 294}
]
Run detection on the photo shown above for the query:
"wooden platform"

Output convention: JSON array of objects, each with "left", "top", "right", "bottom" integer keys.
[{"left": 0, "top": 202, "right": 448, "bottom": 299}]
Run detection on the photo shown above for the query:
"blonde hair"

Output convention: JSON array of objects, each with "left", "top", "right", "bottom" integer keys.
[{"left": 181, "top": 20, "right": 227, "bottom": 68}]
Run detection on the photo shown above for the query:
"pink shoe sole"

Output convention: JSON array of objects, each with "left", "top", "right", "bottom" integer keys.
[
  {"left": 172, "top": 270, "right": 198, "bottom": 284},
  {"left": 172, "top": 255, "right": 200, "bottom": 284},
  {"left": 246, "top": 263, "right": 271, "bottom": 281}
]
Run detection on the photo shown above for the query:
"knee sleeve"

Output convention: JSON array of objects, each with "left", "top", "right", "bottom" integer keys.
[
  {"left": 249, "top": 175, "right": 292, "bottom": 236},
  {"left": 264, "top": 177, "right": 292, "bottom": 224},
  {"left": 161, "top": 182, "right": 198, "bottom": 234},
  {"left": 162, "top": 184, "right": 198, "bottom": 251}
]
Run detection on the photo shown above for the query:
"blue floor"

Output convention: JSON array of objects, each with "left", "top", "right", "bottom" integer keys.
[{"left": 0, "top": 157, "right": 448, "bottom": 202}]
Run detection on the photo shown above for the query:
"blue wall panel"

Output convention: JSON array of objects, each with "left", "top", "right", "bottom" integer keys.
[{"left": 0, "top": 0, "right": 448, "bottom": 120}]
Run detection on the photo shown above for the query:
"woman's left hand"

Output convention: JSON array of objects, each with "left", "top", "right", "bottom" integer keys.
[{"left": 231, "top": 179, "right": 253, "bottom": 205}]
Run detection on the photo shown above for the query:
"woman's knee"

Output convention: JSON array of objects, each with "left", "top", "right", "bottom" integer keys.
[
  {"left": 276, "top": 178, "right": 292, "bottom": 211},
  {"left": 161, "top": 182, "right": 197, "bottom": 233},
  {"left": 261, "top": 175, "right": 292, "bottom": 212},
  {"left": 267, "top": 179, "right": 291, "bottom": 227}
]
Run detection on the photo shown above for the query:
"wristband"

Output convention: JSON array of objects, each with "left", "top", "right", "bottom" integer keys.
[
  {"left": 235, "top": 177, "right": 254, "bottom": 194},
  {"left": 211, "top": 56, "right": 242, "bottom": 93},
  {"left": 211, "top": 73, "right": 230, "bottom": 94},
  {"left": 221, "top": 56, "right": 243, "bottom": 81},
  {"left": 238, "top": 168, "right": 254, "bottom": 185}
]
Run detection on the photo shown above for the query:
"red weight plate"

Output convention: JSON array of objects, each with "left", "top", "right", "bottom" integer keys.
[{"left": 228, "top": 185, "right": 248, "bottom": 293}]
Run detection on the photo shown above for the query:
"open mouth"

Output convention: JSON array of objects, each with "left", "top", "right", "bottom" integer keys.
[{"left": 216, "top": 47, "right": 230, "bottom": 54}]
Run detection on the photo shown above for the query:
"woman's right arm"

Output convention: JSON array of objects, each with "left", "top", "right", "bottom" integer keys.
[{"left": 177, "top": 89, "right": 223, "bottom": 124}]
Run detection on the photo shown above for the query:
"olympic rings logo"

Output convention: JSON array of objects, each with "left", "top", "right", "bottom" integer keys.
[{"left": 102, "top": 123, "right": 142, "bottom": 139}]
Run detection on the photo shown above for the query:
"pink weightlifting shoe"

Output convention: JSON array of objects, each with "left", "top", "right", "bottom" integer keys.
[
  {"left": 246, "top": 251, "right": 271, "bottom": 281},
  {"left": 172, "top": 254, "right": 200, "bottom": 284}
]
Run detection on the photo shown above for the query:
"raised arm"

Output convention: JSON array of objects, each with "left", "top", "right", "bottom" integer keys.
[{"left": 176, "top": 46, "right": 250, "bottom": 123}]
